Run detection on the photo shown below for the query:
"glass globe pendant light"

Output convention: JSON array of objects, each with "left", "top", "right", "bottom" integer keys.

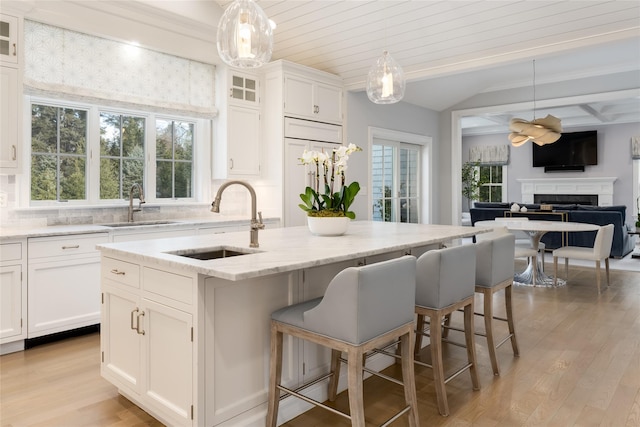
[
  {"left": 366, "top": 50, "right": 406, "bottom": 104},
  {"left": 217, "top": 0, "right": 273, "bottom": 68}
]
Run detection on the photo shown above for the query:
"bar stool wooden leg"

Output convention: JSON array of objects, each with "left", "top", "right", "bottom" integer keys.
[
  {"left": 505, "top": 284, "right": 519, "bottom": 356},
  {"left": 414, "top": 313, "right": 425, "bottom": 356},
  {"left": 266, "top": 324, "right": 283, "bottom": 427},
  {"left": 483, "top": 289, "right": 500, "bottom": 376},
  {"left": 347, "top": 347, "right": 366, "bottom": 427},
  {"left": 464, "top": 302, "right": 480, "bottom": 390},
  {"left": 328, "top": 349, "right": 341, "bottom": 401},
  {"left": 400, "top": 329, "right": 420, "bottom": 427},
  {"left": 429, "top": 311, "right": 449, "bottom": 416}
]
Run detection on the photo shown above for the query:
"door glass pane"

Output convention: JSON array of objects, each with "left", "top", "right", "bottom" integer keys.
[
  {"left": 0, "top": 40, "right": 8, "bottom": 56},
  {"left": 0, "top": 21, "right": 9, "bottom": 37}
]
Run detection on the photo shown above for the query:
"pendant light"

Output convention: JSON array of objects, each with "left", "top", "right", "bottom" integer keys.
[
  {"left": 508, "top": 60, "right": 562, "bottom": 147},
  {"left": 367, "top": 51, "right": 406, "bottom": 104},
  {"left": 216, "top": 0, "right": 273, "bottom": 69}
]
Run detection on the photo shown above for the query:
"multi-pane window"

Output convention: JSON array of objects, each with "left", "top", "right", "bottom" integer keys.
[
  {"left": 372, "top": 141, "right": 420, "bottom": 223},
  {"left": 156, "top": 120, "right": 194, "bottom": 199},
  {"left": 31, "top": 104, "right": 88, "bottom": 201},
  {"left": 478, "top": 165, "right": 505, "bottom": 202},
  {"left": 99, "top": 113, "right": 145, "bottom": 199}
]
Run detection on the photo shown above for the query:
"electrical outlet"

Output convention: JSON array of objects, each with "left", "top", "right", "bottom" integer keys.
[{"left": 0, "top": 192, "right": 7, "bottom": 208}]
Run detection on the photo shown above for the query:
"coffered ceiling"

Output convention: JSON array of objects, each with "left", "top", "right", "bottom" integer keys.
[{"left": 216, "top": 0, "right": 640, "bottom": 134}]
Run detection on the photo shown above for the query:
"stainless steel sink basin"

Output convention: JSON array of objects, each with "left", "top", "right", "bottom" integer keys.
[
  {"left": 101, "top": 220, "right": 179, "bottom": 228},
  {"left": 165, "top": 246, "right": 260, "bottom": 260}
]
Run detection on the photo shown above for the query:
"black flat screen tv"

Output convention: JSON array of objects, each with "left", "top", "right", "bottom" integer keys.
[{"left": 532, "top": 130, "right": 597, "bottom": 172}]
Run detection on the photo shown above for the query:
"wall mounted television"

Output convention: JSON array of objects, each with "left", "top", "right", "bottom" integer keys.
[{"left": 532, "top": 130, "right": 597, "bottom": 172}]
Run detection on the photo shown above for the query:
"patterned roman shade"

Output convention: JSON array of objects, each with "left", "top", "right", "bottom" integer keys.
[
  {"left": 23, "top": 20, "right": 216, "bottom": 117},
  {"left": 469, "top": 144, "right": 510, "bottom": 165},
  {"left": 632, "top": 136, "right": 640, "bottom": 159}
]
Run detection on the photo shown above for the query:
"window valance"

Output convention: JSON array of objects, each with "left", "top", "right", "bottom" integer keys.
[
  {"left": 469, "top": 144, "right": 510, "bottom": 165},
  {"left": 632, "top": 136, "right": 640, "bottom": 159},
  {"left": 24, "top": 21, "right": 216, "bottom": 117}
]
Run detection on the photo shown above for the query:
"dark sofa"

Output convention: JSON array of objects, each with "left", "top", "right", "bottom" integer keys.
[{"left": 469, "top": 202, "right": 636, "bottom": 258}]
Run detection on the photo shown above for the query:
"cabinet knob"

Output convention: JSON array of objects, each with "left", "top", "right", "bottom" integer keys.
[{"left": 313, "top": 105, "right": 319, "bottom": 114}]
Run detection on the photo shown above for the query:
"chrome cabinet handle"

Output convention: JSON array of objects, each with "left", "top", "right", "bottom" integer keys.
[
  {"left": 130, "top": 308, "right": 139, "bottom": 330},
  {"left": 136, "top": 311, "right": 145, "bottom": 335},
  {"left": 110, "top": 269, "right": 125, "bottom": 276},
  {"left": 229, "top": 158, "right": 234, "bottom": 170},
  {"left": 62, "top": 245, "right": 80, "bottom": 249},
  {"left": 12, "top": 43, "right": 16, "bottom": 56},
  {"left": 11, "top": 145, "right": 16, "bottom": 160}
]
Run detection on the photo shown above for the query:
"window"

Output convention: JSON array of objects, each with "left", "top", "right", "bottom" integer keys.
[
  {"left": 478, "top": 165, "right": 507, "bottom": 203},
  {"left": 156, "top": 120, "right": 194, "bottom": 199},
  {"left": 29, "top": 98, "right": 201, "bottom": 205},
  {"left": 100, "top": 112, "right": 145, "bottom": 199},
  {"left": 31, "top": 104, "right": 88, "bottom": 201},
  {"left": 372, "top": 140, "right": 420, "bottom": 223}
]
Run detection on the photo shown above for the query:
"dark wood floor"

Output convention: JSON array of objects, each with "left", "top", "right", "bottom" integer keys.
[{"left": 1, "top": 262, "right": 639, "bottom": 427}]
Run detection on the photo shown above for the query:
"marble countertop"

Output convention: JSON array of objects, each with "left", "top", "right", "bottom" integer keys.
[
  {"left": 97, "top": 221, "right": 480, "bottom": 281},
  {"left": 0, "top": 216, "right": 276, "bottom": 240}
]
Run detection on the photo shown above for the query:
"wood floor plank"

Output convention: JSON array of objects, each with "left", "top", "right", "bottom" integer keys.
[{"left": 1, "top": 263, "right": 638, "bottom": 426}]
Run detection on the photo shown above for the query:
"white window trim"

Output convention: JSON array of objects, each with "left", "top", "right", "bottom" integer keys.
[
  {"left": 368, "top": 127, "right": 432, "bottom": 224},
  {"left": 19, "top": 95, "right": 211, "bottom": 208}
]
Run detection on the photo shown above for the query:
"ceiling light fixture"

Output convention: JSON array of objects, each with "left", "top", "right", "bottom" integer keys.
[
  {"left": 366, "top": 51, "right": 406, "bottom": 104},
  {"left": 216, "top": 0, "right": 273, "bottom": 69},
  {"left": 508, "top": 60, "right": 562, "bottom": 147}
]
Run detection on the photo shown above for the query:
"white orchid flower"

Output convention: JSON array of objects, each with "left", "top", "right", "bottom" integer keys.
[{"left": 300, "top": 150, "right": 316, "bottom": 165}]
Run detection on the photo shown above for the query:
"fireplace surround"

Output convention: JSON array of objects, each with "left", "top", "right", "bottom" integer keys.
[
  {"left": 533, "top": 194, "right": 598, "bottom": 206},
  {"left": 519, "top": 177, "right": 616, "bottom": 207}
]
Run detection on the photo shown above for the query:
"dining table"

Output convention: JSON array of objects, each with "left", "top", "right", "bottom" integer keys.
[{"left": 474, "top": 219, "right": 601, "bottom": 287}]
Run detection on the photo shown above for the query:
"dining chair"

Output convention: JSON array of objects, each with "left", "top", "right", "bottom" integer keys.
[
  {"left": 266, "top": 256, "right": 420, "bottom": 427},
  {"left": 552, "top": 224, "right": 615, "bottom": 293}
]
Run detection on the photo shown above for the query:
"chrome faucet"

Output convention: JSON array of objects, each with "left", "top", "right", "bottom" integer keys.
[
  {"left": 128, "top": 183, "right": 146, "bottom": 222},
  {"left": 211, "top": 180, "right": 265, "bottom": 248}
]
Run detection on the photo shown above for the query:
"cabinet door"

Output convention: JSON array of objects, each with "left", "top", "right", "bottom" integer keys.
[
  {"left": 284, "top": 139, "right": 340, "bottom": 227},
  {"left": 0, "top": 14, "right": 18, "bottom": 65},
  {"left": 315, "top": 82, "right": 342, "bottom": 123},
  {"left": 227, "top": 105, "right": 260, "bottom": 176},
  {"left": 142, "top": 299, "right": 193, "bottom": 427},
  {"left": 28, "top": 256, "right": 102, "bottom": 337},
  {"left": 283, "top": 74, "right": 314, "bottom": 118},
  {"left": 0, "top": 66, "right": 18, "bottom": 170},
  {"left": 228, "top": 72, "right": 259, "bottom": 107},
  {"left": 101, "top": 285, "right": 142, "bottom": 393},
  {"left": 0, "top": 264, "right": 22, "bottom": 341}
]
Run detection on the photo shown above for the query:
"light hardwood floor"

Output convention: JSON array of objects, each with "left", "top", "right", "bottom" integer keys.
[{"left": 1, "top": 262, "right": 639, "bottom": 427}]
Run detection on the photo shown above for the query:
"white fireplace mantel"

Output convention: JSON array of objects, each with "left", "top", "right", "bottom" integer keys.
[{"left": 518, "top": 177, "right": 617, "bottom": 206}]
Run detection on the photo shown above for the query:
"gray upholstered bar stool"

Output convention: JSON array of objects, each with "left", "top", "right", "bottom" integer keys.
[
  {"left": 474, "top": 233, "right": 519, "bottom": 376},
  {"left": 414, "top": 244, "right": 480, "bottom": 416},
  {"left": 266, "top": 256, "right": 420, "bottom": 427}
]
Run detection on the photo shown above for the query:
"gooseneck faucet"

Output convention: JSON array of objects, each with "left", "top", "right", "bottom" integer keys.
[
  {"left": 211, "top": 180, "right": 265, "bottom": 248},
  {"left": 128, "top": 183, "right": 146, "bottom": 223}
]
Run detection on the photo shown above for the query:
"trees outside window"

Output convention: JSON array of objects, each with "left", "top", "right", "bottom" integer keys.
[
  {"left": 31, "top": 105, "right": 88, "bottom": 201},
  {"left": 156, "top": 120, "right": 194, "bottom": 199}
]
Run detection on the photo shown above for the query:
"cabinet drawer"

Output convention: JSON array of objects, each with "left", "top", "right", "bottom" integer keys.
[
  {"left": 143, "top": 267, "right": 193, "bottom": 305},
  {"left": 1, "top": 242, "right": 22, "bottom": 262},
  {"left": 102, "top": 257, "right": 140, "bottom": 289},
  {"left": 29, "top": 233, "right": 108, "bottom": 259}
]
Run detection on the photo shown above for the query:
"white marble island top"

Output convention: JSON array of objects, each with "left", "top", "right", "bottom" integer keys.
[{"left": 97, "top": 221, "right": 481, "bottom": 281}]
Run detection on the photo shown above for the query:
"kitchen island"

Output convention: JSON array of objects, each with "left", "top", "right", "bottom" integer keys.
[{"left": 97, "top": 221, "right": 482, "bottom": 427}]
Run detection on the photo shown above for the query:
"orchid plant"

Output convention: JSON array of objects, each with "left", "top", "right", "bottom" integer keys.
[{"left": 298, "top": 143, "right": 362, "bottom": 219}]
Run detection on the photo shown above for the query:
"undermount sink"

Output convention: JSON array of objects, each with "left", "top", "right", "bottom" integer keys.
[
  {"left": 101, "top": 220, "right": 179, "bottom": 228},
  {"left": 165, "top": 246, "right": 260, "bottom": 260}
]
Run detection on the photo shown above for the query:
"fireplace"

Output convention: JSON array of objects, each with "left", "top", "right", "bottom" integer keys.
[
  {"left": 534, "top": 194, "right": 598, "bottom": 206},
  {"left": 518, "top": 177, "right": 616, "bottom": 207}
]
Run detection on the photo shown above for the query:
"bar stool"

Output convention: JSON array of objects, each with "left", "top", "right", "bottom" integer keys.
[
  {"left": 414, "top": 244, "right": 480, "bottom": 416},
  {"left": 266, "top": 256, "right": 420, "bottom": 427},
  {"left": 474, "top": 233, "right": 519, "bottom": 376}
]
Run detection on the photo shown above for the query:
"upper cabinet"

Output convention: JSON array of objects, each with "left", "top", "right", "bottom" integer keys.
[
  {"left": 283, "top": 71, "right": 342, "bottom": 124},
  {"left": 213, "top": 69, "right": 261, "bottom": 179},
  {"left": 0, "top": 14, "right": 19, "bottom": 66}
]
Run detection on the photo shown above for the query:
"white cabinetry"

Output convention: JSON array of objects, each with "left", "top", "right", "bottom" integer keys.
[
  {"left": 111, "top": 227, "right": 196, "bottom": 242},
  {"left": 27, "top": 233, "right": 108, "bottom": 338},
  {"left": 1, "top": 13, "right": 21, "bottom": 174},
  {"left": 101, "top": 257, "right": 195, "bottom": 427},
  {"left": 214, "top": 69, "right": 261, "bottom": 179},
  {"left": 0, "top": 14, "right": 19, "bottom": 65},
  {"left": 0, "top": 239, "right": 26, "bottom": 354},
  {"left": 283, "top": 71, "right": 342, "bottom": 124}
]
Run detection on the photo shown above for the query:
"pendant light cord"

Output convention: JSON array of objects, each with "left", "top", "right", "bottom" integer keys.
[{"left": 533, "top": 59, "right": 536, "bottom": 119}]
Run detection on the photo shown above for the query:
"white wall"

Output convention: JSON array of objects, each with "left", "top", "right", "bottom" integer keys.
[
  {"left": 345, "top": 91, "right": 440, "bottom": 223},
  {"left": 462, "top": 122, "right": 640, "bottom": 224}
]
